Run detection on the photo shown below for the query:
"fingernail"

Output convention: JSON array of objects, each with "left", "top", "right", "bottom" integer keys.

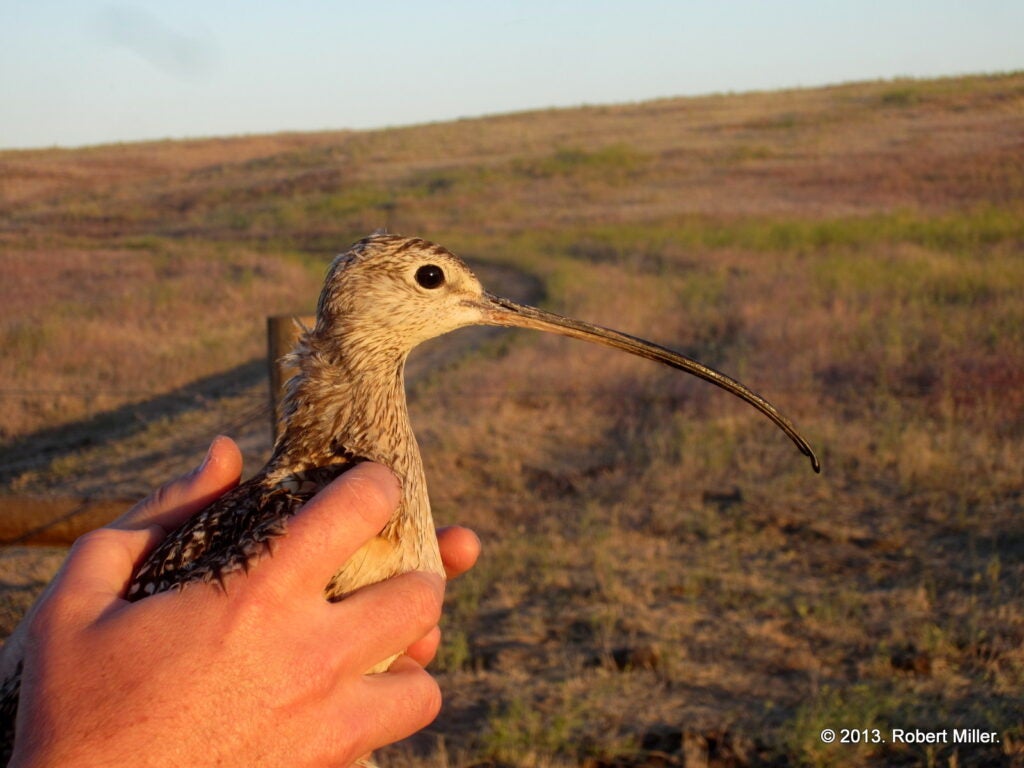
[
  {"left": 355, "top": 462, "right": 402, "bottom": 509},
  {"left": 197, "top": 436, "right": 224, "bottom": 473}
]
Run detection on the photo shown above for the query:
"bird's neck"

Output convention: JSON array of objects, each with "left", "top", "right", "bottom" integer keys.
[
  {"left": 271, "top": 337, "right": 419, "bottom": 475},
  {"left": 269, "top": 331, "right": 443, "bottom": 581}
]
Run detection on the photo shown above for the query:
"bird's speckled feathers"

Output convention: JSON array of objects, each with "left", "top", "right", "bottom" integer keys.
[{"left": 127, "top": 464, "right": 356, "bottom": 599}]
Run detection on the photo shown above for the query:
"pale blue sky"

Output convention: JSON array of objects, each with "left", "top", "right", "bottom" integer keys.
[{"left": 1, "top": 1, "right": 1021, "bottom": 149}]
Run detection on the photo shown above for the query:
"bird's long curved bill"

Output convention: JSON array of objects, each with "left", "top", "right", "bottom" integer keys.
[{"left": 480, "top": 293, "right": 820, "bottom": 473}]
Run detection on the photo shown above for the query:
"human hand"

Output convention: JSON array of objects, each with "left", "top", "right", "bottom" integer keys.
[{"left": 10, "top": 437, "right": 479, "bottom": 768}]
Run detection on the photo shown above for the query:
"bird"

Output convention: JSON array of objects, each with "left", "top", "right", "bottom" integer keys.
[{"left": 0, "top": 233, "right": 819, "bottom": 761}]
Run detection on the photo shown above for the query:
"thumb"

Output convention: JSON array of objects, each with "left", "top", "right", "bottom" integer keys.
[
  {"left": 112, "top": 435, "right": 243, "bottom": 533},
  {"left": 34, "top": 525, "right": 165, "bottom": 626}
]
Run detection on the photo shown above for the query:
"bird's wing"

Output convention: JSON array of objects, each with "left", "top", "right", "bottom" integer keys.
[{"left": 127, "top": 463, "right": 356, "bottom": 600}]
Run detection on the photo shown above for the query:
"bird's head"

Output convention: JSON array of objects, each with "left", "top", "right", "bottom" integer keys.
[
  {"left": 313, "top": 232, "right": 820, "bottom": 473},
  {"left": 314, "top": 234, "right": 490, "bottom": 354}
]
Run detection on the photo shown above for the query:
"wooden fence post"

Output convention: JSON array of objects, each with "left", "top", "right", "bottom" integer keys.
[{"left": 266, "top": 315, "right": 315, "bottom": 440}]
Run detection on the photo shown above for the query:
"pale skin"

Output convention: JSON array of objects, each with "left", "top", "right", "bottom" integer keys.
[{"left": 6, "top": 436, "right": 480, "bottom": 768}]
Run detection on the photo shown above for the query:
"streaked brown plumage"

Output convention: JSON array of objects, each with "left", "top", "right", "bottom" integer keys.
[{"left": 0, "top": 233, "right": 819, "bottom": 761}]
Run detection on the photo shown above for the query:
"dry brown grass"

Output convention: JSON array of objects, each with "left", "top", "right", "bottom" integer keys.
[
  {"left": 1, "top": 73, "right": 1023, "bottom": 767},
  {"left": 0, "top": 245, "right": 322, "bottom": 440}
]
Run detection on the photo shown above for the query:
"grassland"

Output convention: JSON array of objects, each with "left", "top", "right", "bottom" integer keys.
[{"left": 1, "top": 72, "right": 1023, "bottom": 766}]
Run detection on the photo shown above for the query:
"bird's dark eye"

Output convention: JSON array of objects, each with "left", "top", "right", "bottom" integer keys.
[{"left": 415, "top": 264, "right": 445, "bottom": 289}]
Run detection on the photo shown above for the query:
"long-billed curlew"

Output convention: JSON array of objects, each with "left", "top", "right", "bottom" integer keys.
[{"left": 0, "top": 233, "right": 819, "bottom": 760}]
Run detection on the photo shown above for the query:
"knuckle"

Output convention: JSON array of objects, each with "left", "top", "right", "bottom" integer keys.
[
  {"left": 399, "top": 572, "right": 443, "bottom": 625},
  {"left": 213, "top": 582, "right": 270, "bottom": 638},
  {"left": 419, "top": 675, "right": 443, "bottom": 720},
  {"left": 68, "top": 525, "right": 120, "bottom": 554},
  {"left": 72, "top": 524, "right": 161, "bottom": 571},
  {"left": 404, "top": 671, "right": 443, "bottom": 728},
  {"left": 138, "top": 477, "right": 179, "bottom": 519},
  {"left": 380, "top": 663, "right": 442, "bottom": 737}
]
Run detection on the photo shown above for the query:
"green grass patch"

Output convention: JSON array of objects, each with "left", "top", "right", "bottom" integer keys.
[
  {"left": 482, "top": 692, "right": 583, "bottom": 764},
  {"left": 811, "top": 244, "right": 1024, "bottom": 308},
  {"left": 879, "top": 87, "right": 923, "bottom": 108},
  {"left": 477, "top": 206, "right": 1024, "bottom": 268},
  {"left": 513, "top": 143, "right": 648, "bottom": 180}
]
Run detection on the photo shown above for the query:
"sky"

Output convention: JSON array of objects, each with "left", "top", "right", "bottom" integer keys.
[{"left": 1, "top": 1, "right": 1022, "bottom": 150}]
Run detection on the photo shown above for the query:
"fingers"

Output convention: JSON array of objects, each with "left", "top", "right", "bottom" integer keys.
[
  {"left": 436, "top": 525, "right": 481, "bottom": 580},
  {"left": 349, "top": 655, "right": 442, "bottom": 754},
  {"left": 405, "top": 625, "right": 441, "bottom": 667},
  {"left": 330, "top": 571, "right": 444, "bottom": 674},
  {"left": 112, "top": 436, "right": 243, "bottom": 532},
  {"left": 261, "top": 462, "right": 401, "bottom": 596}
]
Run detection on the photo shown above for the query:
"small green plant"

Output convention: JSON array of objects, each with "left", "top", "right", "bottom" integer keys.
[
  {"left": 434, "top": 625, "right": 471, "bottom": 673},
  {"left": 880, "top": 87, "right": 921, "bottom": 107},
  {"left": 482, "top": 692, "right": 583, "bottom": 764}
]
